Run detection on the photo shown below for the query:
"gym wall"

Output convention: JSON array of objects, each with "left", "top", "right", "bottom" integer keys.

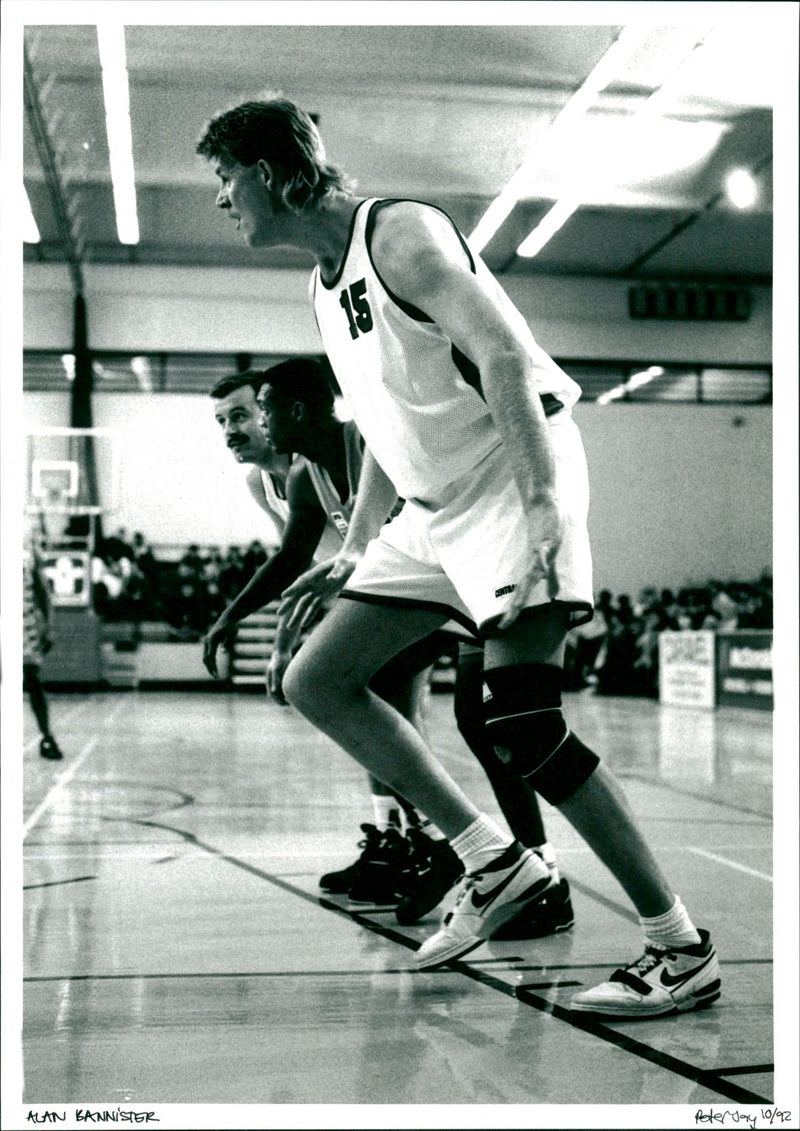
[{"left": 22, "top": 265, "right": 774, "bottom": 593}]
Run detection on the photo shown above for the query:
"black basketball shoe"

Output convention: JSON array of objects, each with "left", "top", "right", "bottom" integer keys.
[
  {"left": 490, "top": 875, "right": 575, "bottom": 939},
  {"left": 319, "top": 823, "right": 385, "bottom": 895},
  {"left": 347, "top": 825, "right": 412, "bottom": 905},
  {"left": 39, "top": 735, "right": 63, "bottom": 761},
  {"left": 395, "top": 829, "right": 464, "bottom": 925}
]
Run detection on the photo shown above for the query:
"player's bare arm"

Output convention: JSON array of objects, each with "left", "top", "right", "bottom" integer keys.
[
  {"left": 202, "top": 463, "right": 327, "bottom": 675},
  {"left": 371, "top": 203, "right": 563, "bottom": 621},
  {"left": 279, "top": 445, "right": 399, "bottom": 632}
]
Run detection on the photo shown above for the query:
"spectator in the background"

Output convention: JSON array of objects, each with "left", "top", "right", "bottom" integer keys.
[
  {"left": 616, "top": 593, "right": 634, "bottom": 627},
  {"left": 658, "top": 589, "right": 681, "bottom": 630},
  {"left": 243, "top": 538, "right": 268, "bottom": 576},
  {"left": 737, "top": 576, "right": 773, "bottom": 629},
  {"left": 563, "top": 588, "right": 613, "bottom": 690},
  {"left": 204, "top": 546, "right": 225, "bottom": 579},
  {"left": 634, "top": 586, "right": 658, "bottom": 619},
  {"left": 180, "top": 543, "right": 206, "bottom": 574},
  {"left": 92, "top": 552, "right": 126, "bottom": 618},
  {"left": 103, "top": 527, "right": 134, "bottom": 565},
  {"left": 632, "top": 608, "right": 667, "bottom": 697},
  {"left": 132, "top": 531, "right": 158, "bottom": 577},
  {"left": 202, "top": 546, "right": 227, "bottom": 623},
  {"left": 595, "top": 594, "right": 639, "bottom": 696},
  {"left": 220, "top": 545, "right": 247, "bottom": 601},
  {"left": 179, "top": 557, "right": 211, "bottom": 637},
  {"left": 674, "top": 589, "right": 698, "bottom": 630}
]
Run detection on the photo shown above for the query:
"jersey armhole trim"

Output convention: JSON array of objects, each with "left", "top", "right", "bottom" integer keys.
[{"left": 365, "top": 199, "right": 476, "bottom": 323}]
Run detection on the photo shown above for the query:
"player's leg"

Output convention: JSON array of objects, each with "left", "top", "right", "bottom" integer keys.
[
  {"left": 283, "top": 599, "right": 482, "bottom": 834},
  {"left": 283, "top": 598, "right": 552, "bottom": 954},
  {"left": 453, "top": 640, "right": 574, "bottom": 940},
  {"left": 370, "top": 631, "right": 464, "bottom": 924},
  {"left": 480, "top": 604, "right": 719, "bottom": 1018},
  {"left": 320, "top": 634, "right": 458, "bottom": 904},
  {"left": 483, "top": 605, "right": 675, "bottom": 913},
  {"left": 454, "top": 642, "right": 548, "bottom": 843},
  {"left": 24, "top": 662, "right": 62, "bottom": 760}
]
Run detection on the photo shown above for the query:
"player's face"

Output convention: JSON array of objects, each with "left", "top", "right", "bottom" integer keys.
[
  {"left": 214, "top": 386, "right": 274, "bottom": 464},
  {"left": 256, "top": 388, "right": 297, "bottom": 456},
  {"left": 214, "top": 157, "right": 282, "bottom": 248}
]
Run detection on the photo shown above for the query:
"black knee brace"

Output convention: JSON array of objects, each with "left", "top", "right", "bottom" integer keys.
[{"left": 483, "top": 663, "right": 600, "bottom": 806}]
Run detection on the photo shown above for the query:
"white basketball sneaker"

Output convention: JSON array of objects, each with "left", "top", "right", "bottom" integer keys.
[
  {"left": 570, "top": 930, "right": 721, "bottom": 1019},
  {"left": 415, "top": 841, "right": 554, "bottom": 970}
]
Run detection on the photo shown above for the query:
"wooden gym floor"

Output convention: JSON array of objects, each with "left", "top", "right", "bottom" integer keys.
[{"left": 10, "top": 680, "right": 794, "bottom": 1129}]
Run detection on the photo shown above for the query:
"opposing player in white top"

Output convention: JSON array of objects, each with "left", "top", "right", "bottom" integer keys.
[
  {"left": 198, "top": 97, "right": 721, "bottom": 1019},
  {"left": 209, "top": 365, "right": 463, "bottom": 914}
]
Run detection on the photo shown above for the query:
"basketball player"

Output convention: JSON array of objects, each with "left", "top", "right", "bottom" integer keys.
[
  {"left": 257, "top": 357, "right": 573, "bottom": 935},
  {"left": 209, "top": 368, "right": 462, "bottom": 914},
  {"left": 197, "top": 99, "right": 720, "bottom": 1019},
  {"left": 24, "top": 531, "right": 64, "bottom": 760}
]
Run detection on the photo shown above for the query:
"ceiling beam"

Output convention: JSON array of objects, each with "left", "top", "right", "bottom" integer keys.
[
  {"left": 622, "top": 153, "right": 773, "bottom": 277},
  {"left": 23, "top": 44, "right": 84, "bottom": 294}
]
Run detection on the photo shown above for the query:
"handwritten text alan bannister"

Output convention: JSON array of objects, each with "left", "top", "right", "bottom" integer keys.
[{"left": 27, "top": 1112, "right": 159, "bottom": 1124}]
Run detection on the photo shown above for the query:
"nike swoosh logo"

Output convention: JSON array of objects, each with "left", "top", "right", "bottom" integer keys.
[
  {"left": 470, "top": 858, "right": 530, "bottom": 911},
  {"left": 660, "top": 951, "right": 714, "bottom": 987}
]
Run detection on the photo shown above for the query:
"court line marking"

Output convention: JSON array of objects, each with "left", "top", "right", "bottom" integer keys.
[
  {"left": 23, "top": 695, "right": 139, "bottom": 838},
  {"left": 24, "top": 690, "right": 130, "bottom": 756},
  {"left": 23, "top": 738, "right": 98, "bottom": 839},
  {"left": 23, "top": 875, "right": 97, "bottom": 890},
  {"left": 23, "top": 956, "right": 774, "bottom": 982},
  {"left": 687, "top": 846, "right": 773, "bottom": 882},
  {"left": 712, "top": 1063, "right": 775, "bottom": 1077},
  {"left": 120, "top": 818, "right": 772, "bottom": 1107}
]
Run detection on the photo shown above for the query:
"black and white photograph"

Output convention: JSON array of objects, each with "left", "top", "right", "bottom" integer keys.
[{"left": 2, "top": 2, "right": 798, "bottom": 1128}]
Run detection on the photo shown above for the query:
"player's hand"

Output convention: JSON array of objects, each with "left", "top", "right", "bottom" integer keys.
[
  {"left": 202, "top": 618, "right": 230, "bottom": 677},
  {"left": 266, "top": 649, "right": 292, "bottom": 705},
  {"left": 279, "top": 554, "right": 359, "bottom": 634},
  {"left": 499, "top": 494, "right": 563, "bottom": 631}
]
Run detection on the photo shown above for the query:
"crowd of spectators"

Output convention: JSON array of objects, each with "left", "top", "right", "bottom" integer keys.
[
  {"left": 91, "top": 529, "right": 773, "bottom": 694},
  {"left": 91, "top": 527, "right": 272, "bottom": 640},
  {"left": 564, "top": 576, "right": 773, "bottom": 697}
]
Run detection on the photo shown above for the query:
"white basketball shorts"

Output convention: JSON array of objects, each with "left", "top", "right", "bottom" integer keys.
[{"left": 342, "top": 410, "right": 594, "bottom": 637}]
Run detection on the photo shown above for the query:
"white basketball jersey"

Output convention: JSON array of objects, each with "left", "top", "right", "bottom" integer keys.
[
  {"left": 251, "top": 464, "right": 342, "bottom": 562},
  {"left": 257, "top": 469, "right": 290, "bottom": 534},
  {"left": 303, "top": 420, "right": 364, "bottom": 542},
  {"left": 312, "top": 198, "right": 581, "bottom": 502}
]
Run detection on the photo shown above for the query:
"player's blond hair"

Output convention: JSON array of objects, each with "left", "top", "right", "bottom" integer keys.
[{"left": 197, "top": 96, "right": 352, "bottom": 213}]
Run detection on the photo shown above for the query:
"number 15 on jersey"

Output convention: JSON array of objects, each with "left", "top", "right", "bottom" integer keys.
[{"left": 339, "top": 279, "right": 374, "bottom": 339}]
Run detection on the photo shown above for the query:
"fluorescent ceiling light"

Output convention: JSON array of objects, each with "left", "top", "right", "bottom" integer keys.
[
  {"left": 597, "top": 366, "right": 665, "bottom": 405},
  {"left": 131, "top": 356, "right": 154, "bottom": 392},
  {"left": 725, "top": 168, "right": 758, "bottom": 209},
  {"left": 97, "top": 24, "right": 139, "bottom": 245},
  {"left": 469, "top": 26, "right": 649, "bottom": 254},
  {"left": 517, "top": 196, "right": 579, "bottom": 259},
  {"left": 60, "top": 354, "right": 76, "bottom": 382},
  {"left": 517, "top": 29, "right": 712, "bottom": 260},
  {"left": 23, "top": 186, "right": 41, "bottom": 243}
]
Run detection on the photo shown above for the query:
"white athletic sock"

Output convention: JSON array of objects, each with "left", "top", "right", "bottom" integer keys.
[
  {"left": 533, "top": 841, "right": 560, "bottom": 883},
  {"left": 450, "top": 814, "right": 518, "bottom": 875},
  {"left": 640, "top": 895, "right": 701, "bottom": 947},
  {"left": 372, "top": 795, "right": 402, "bottom": 832}
]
